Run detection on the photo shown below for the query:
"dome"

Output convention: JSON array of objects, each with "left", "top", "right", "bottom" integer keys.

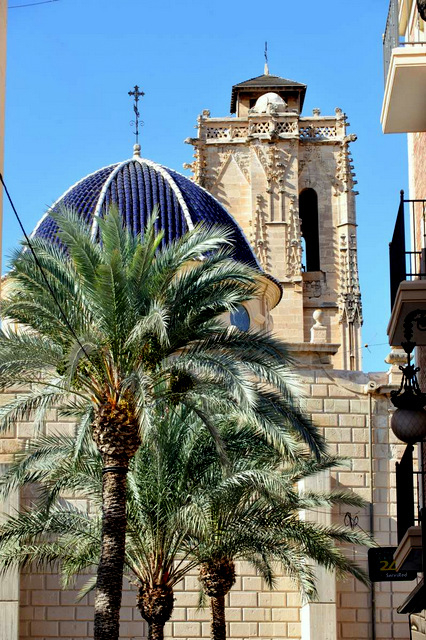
[
  {"left": 251, "top": 92, "right": 287, "bottom": 114},
  {"left": 32, "top": 152, "right": 259, "bottom": 268}
]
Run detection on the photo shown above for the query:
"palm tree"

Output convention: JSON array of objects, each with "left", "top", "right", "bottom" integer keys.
[
  {"left": 0, "top": 407, "right": 290, "bottom": 639},
  {"left": 188, "top": 455, "right": 373, "bottom": 640},
  {"left": 0, "top": 407, "right": 213, "bottom": 640},
  {"left": 0, "top": 411, "right": 371, "bottom": 640},
  {"left": 0, "top": 207, "right": 325, "bottom": 638}
]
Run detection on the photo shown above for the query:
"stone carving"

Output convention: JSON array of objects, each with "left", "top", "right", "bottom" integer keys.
[
  {"left": 334, "top": 133, "right": 358, "bottom": 196},
  {"left": 298, "top": 143, "right": 322, "bottom": 176},
  {"left": 299, "top": 124, "right": 337, "bottom": 140},
  {"left": 305, "top": 280, "right": 322, "bottom": 298},
  {"left": 250, "top": 194, "right": 269, "bottom": 270},
  {"left": 310, "top": 309, "right": 327, "bottom": 343},
  {"left": 385, "top": 347, "right": 407, "bottom": 367},
  {"left": 252, "top": 142, "right": 289, "bottom": 192},
  {"left": 339, "top": 233, "right": 362, "bottom": 325},
  {"left": 232, "top": 151, "right": 251, "bottom": 183},
  {"left": 183, "top": 133, "right": 207, "bottom": 185},
  {"left": 205, "top": 125, "right": 249, "bottom": 141},
  {"left": 285, "top": 195, "right": 302, "bottom": 279}
]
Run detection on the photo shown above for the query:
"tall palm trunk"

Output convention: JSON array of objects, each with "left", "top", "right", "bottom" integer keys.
[
  {"left": 94, "top": 461, "right": 129, "bottom": 639},
  {"left": 92, "top": 398, "right": 141, "bottom": 640},
  {"left": 148, "top": 621, "right": 167, "bottom": 640},
  {"left": 210, "top": 595, "right": 226, "bottom": 640},
  {"left": 137, "top": 582, "right": 174, "bottom": 640},
  {"left": 199, "top": 557, "right": 236, "bottom": 640}
]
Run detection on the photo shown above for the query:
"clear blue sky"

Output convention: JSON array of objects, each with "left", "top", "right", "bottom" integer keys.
[{"left": 3, "top": 0, "right": 407, "bottom": 373}]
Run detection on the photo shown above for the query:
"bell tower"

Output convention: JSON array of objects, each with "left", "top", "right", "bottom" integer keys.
[{"left": 185, "top": 71, "right": 362, "bottom": 370}]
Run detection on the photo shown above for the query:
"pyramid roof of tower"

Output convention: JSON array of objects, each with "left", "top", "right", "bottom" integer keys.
[{"left": 230, "top": 74, "right": 306, "bottom": 113}]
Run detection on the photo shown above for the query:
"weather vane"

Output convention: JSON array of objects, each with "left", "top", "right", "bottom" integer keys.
[
  {"left": 128, "top": 85, "right": 145, "bottom": 144},
  {"left": 264, "top": 41, "right": 269, "bottom": 75}
]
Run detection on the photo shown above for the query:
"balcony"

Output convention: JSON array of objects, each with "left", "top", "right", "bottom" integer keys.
[
  {"left": 387, "top": 192, "right": 426, "bottom": 346},
  {"left": 393, "top": 444, "right": 424, "bottom": 573},
  {"left": 381, "top": 0, "right": 426, "bottom": 133}
]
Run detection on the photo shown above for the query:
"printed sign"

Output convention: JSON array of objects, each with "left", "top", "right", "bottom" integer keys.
[{"left": 368, "top": 547, "right": 417, "bottom": 582}]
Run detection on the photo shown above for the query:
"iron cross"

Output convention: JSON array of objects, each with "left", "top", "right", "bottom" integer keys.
[{"left": 128, "top": 85, "right": 145, "bottom": 144}]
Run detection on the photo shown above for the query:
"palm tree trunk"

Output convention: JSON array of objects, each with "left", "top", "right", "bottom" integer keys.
[
  {"left": 93, "top": 462, "right": 128, "bottom": 640},
  {"left": 137, "top": 582, "right": 174, "bottom": 640},
  {"left": 210, "top": 595, "right": 226, "bottom": 640},
  {"left": 148, "top": 622, "right": 165, "bottom": 640}
]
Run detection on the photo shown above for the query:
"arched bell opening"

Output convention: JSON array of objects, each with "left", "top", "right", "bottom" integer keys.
[{"left": 299, "top": 188, "right": 320, "bottom": 272}]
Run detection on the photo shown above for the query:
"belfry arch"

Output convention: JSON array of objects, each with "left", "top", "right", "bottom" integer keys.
[{"left": 299, "top": 188, "right": 320, "bottom": 272}]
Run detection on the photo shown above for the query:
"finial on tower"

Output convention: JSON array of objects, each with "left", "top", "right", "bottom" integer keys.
[
  {"left": 264, "top": 41, "right": 269, "bottom": 75},
  {"left": 128, "top": 84, "right": 145, "bottom": 146}
]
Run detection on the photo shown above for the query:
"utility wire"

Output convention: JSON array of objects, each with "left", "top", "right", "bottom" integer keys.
[
  {"left": 0, "top": 173, "right": 92, "bottom": 363},
  {"left": 9, "top": 0, "right": 58, "bottom": 8}
]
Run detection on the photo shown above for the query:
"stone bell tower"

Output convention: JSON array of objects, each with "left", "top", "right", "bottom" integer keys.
[{"left": 185, "top": 71, "right": 362, "bottom": 370}]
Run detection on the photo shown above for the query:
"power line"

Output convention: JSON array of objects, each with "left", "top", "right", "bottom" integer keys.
[
  {"left": 0, "top": 173, "right": 92, "bottom": 364},
  {"left": 9, "top": 0, "right": 58, "bottom": 8}
]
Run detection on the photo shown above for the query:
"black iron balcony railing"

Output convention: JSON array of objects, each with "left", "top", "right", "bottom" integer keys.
[
  {"left": 396, "top": 444, "right": 425, "bottom": 543},
  {"left": 383, "top": 0, "right": 400, "bottom": 83},
  {"left": 389, "top": 190, "right": 426, "bottom": 309}
]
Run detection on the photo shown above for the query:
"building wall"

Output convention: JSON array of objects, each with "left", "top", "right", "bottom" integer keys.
[
  {"left": 412, "top": 132, "right": 426, "bottom": 200},
  {"left": 0, "top": 367, "right": 415, "bottom": 640}
]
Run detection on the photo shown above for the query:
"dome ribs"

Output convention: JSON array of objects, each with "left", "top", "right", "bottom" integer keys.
[
  {"left": 129, "top": 162, "right": 138, "bottom": 234},
  {"left": 32, "top": 159, "right": 259, "bottom": 270},
  {"left": 123, "top": 164, "right": 133, "bottom": 232},
  {"left": 142, "top": 163, "right": 154, "bottom": 238}
]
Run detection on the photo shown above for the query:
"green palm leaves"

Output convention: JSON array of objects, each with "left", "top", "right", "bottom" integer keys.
[{"left": 1, "top": 207, "right": 324, "bottom": 459}]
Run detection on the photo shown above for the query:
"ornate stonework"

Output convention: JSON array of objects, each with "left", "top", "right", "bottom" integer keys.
[
  {"left": 250, "top": 194, "right": 269, "bottom": 270},
  {"left": 184, "top": 82, "right": 362, "bottom": 369},
  {"left": 285, "top": 194, "right": 302, "bottom": 279},
  {"left": 339, "top": 232, "right": 363, "bottom": 325},
  {"left": 334, "top": 133, "right": 358, "bottom": 196}
]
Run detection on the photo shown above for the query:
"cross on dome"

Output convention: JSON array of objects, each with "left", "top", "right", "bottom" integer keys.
[{"left": 128, "top": 84, "right": 145, "bottom": 148}]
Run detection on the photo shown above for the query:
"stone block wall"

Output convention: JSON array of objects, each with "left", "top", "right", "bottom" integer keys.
[
  {"left": 0, "top": 366, "right": 418, "bottom": 640},
  {"left": 412, "top": 131, "right": 426, "bottom": 200}
]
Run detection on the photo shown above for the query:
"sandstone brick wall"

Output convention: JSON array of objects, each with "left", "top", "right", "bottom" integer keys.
[{"left": 412, "top": 132, "right": 426, "bottom": 200}]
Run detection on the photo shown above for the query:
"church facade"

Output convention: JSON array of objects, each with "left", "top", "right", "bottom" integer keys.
[{"left": 0, "top": 71, "right": 417, "bottom": 640}]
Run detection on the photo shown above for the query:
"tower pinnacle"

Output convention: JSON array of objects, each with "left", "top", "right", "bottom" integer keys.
[{"left": 264, "top": 41, "right": 269, "bottom": 75}]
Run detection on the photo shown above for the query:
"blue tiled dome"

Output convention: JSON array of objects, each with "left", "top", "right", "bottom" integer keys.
[{"left": 32, "top": 155, "right": 259, "bottom": 268}]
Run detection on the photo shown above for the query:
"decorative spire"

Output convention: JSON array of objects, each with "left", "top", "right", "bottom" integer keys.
[
  {"left": 264, "top": 41, "right": 269, "bottom": 75},
  {"left": 128, "top": 84, "right": 145, "bottom": 146}
]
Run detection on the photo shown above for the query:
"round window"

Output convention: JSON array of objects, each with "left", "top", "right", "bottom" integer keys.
[{"left": 230, "top": 305, "right": 250, "bottom": 331}]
